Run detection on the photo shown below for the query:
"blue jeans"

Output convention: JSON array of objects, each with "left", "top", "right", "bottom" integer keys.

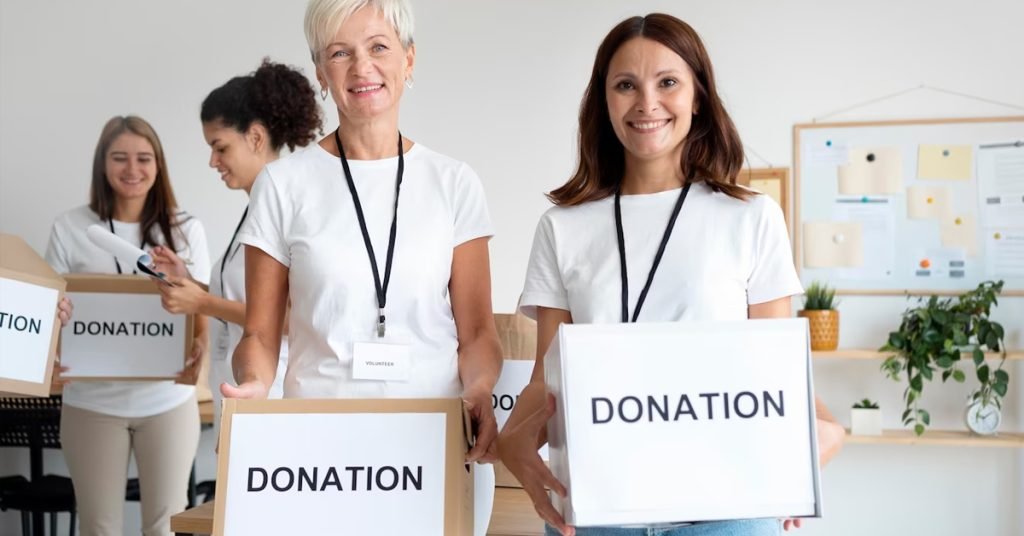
[{"left": 545, "top": 519, "right": 782, "bottom": 536}]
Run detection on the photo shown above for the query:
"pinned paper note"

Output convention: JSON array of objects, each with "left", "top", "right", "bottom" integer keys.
[
  {"left": 918, "top": 145, "right": 972, "bottom": 180},
  {"left": 913, "top": 248, "right": 967, "bottom": 279},
  {"left": 807, "top": 139, "right": 849, "bottom": 166},
  {"left": 803, "top": 222, "right": 863, "bottom": 268},
  {"left": 939, "top": 214, "right": 978, "bottom": 256},
  {"left": 837, "top": 147, "right": 903, "bottom": 195},
  {"left": 833, "top": 200, "right": 896, "bottom": 280},
  {"left": 906, "top": 185, "right": 951, "bottom": 220},
  {"left": 985, "top": 230, "right": 1024, "bottom": 278}
]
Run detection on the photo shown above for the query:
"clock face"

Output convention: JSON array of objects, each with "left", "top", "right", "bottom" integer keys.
[{"left": 965, "top": 402, "right": 1001, "bottom": 435}]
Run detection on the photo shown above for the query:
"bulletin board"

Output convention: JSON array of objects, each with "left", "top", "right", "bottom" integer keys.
[
  {"left": 737, "top": 167, "right": 791, "bottom": 230},
  {"left": 794, "top": 116, "right": 1024, "bottom": 296}
]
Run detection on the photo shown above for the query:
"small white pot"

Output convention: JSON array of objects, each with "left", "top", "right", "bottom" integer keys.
[{"left": 850, "top": 408, "right": 882, "bottom": 436}]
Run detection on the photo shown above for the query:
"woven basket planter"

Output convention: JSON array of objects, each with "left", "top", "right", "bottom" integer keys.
[{"left": 798, "top": 309, "right": 839, "bottom": 351}]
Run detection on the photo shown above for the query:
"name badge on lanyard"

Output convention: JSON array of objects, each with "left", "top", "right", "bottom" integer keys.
[
  {"left": 352, "top": 341, "right": 411, "bottom": 381},
  {"left": 335, "top": 129, "right": 412, "bottom": 382}
]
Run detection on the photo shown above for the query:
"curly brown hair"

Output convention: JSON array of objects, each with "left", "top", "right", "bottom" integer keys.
[
  {"left": 549, "top": 14, "right": 749, "bottom": 206},
  {"left": 201, "top": 58, "right": 323, "bottom": 151}
]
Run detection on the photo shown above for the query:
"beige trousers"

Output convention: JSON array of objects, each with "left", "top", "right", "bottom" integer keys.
[{"left": 61, "top": 396, "right": 200, "bottom": 536}]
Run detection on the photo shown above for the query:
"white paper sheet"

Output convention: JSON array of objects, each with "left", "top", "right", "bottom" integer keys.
[
  {"left": 833, "top": 198, "right": 897, "bottom": 281},
  {"left": 976, "top": 144, "right": 1024, "bottom": 229},
  {"left": 985, "top": 230, "right": 1024, "bottom": 278},
  {"left": 910, "top": 247, "right": 969, "bottom": 280}
]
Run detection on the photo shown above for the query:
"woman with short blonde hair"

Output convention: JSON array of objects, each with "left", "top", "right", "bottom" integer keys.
[{"left": 229, "top": 1, "right": 501, "bottom": 534}]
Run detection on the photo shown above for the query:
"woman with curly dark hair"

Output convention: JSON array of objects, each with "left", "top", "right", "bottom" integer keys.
[{"left": 151, "top": 59, "right": 322, "bottom": 436}]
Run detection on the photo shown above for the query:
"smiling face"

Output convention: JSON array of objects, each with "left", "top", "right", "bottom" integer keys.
[
  {"left": 202, "top": 121, "right": 268, "bottom": 192},
  {"left": 605, "top": 37, "right": 697, "bottom": 164},
  {"left": 315, "top": 6, "right": 415, "bottom": 124},
  {"left": 104, "top": 132, "right": 158, "bottom": 203}
]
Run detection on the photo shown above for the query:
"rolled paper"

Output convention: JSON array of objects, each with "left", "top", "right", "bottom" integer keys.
[{"left": 86, "top": 224, "right": 167, "bottom": 282}]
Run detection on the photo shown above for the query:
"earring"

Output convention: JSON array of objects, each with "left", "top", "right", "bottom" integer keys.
[
  {"left": 320, "top": 87, "right": 329, "bottom": 101},
  {"left": 404, "top": 76, "right": 414, "bottom": 89}
]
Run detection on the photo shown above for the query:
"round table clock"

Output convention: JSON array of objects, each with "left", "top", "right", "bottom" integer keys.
[{"left": 964, "top": 400, "right": 1001, "bottom": 435}]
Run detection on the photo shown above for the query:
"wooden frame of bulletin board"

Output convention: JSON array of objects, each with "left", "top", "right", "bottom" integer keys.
[
  {"left": 794, "top": 116, "right": 1024, "bottom": 296},
  {"left": 737, "top": 167, "right": 791, "bottom": 231}
]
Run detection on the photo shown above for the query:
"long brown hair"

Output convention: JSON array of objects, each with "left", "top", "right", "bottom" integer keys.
[
  {"left": 549, "top": 13, "right": 749, "bottom": 206},
  {"left": 89, "top": 116, "right": 183, "bottom": 251}
]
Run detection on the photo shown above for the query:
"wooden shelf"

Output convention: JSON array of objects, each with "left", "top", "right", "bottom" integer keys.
[
  {"left": 814, "top": 350, "right": 1024, "bottom": 360},
  {"left": 846, "top": 429, "right": 1024, "bottom": 448}
]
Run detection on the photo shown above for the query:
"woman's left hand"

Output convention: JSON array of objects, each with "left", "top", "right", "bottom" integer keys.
[
  {"left": 158, "top": 276, "right": 207, "bottom": 315},
  {"left": 175, "top": 337, "right": 205, "bottom": 385},
  {"left": 783, "top": 518, "right": 802, "bottom": 531},
  {"left": 463, "top": 386, "right": 499, "bottom": 463}
]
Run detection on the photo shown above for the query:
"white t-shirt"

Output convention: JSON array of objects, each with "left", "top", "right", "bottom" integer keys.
[
  {"left": 208, "top": 226, "right": 287, "bottom": 436},
  {"left": 520, "top": 183, "right": 803, "bottom": 323},
  {"left": 237, "top": 143, "right": 494, "bottom": 399},
  {"left": 45, "top": 205, "right": 211, "bottom": 418}
]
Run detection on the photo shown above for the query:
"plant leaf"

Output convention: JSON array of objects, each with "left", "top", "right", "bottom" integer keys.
[
  {"left": 914, "top": 423, "right": 925, "bottom": 436},
  {"left": 952, "top": 369, "right": 966, "bottom": 382},
  {"left": 977, "top": 365, "right": 990, "bottom": 384}
]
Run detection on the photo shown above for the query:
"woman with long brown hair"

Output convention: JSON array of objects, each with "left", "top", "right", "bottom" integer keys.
[
  {"left": 45, "top": 115, "right": 210, "bottom": 536},
  {"left": 498, "top": 14, "right": 845, "bottom": 536}
]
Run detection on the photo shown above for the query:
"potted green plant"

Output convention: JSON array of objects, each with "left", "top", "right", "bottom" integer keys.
[
  {"left": 880, "top": 281, "right": 1009, "bottom": 436},
  {"left": 798, "top": 281, "right": 839, "bottom": 351},
  {"left": 850, "top": 399, "right": 881, "bottom": 436}
]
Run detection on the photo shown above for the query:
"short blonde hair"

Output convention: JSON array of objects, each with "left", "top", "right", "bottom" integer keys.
[{"left": 304, "top": 0, "right": 415, "bottom": 61}]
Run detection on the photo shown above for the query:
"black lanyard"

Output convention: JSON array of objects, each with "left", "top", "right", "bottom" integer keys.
[
  {"left": 334, "top": 128, "right": 404, "bottom": 338},
  {"left": 216, "top": 207, "right": 248, "bottom": 327},
  {"left": 219, "top": 207, "right": 248, "bottom": 298},
  {"left": 615, "top": 182, "right": 691, "bottom": 322},
  {"left": 108, "top": 218, "right": 145, "bottom": 275}
]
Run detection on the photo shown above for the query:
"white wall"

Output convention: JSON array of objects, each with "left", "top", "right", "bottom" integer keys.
[{"left": 2, "top": 0, "right": 1022, "bottom": 534}]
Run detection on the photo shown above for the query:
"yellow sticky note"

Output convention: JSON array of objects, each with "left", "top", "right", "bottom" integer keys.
[
  {"left": 918, "top": 145, "right": 972, "bottom": 180},
  {"left": 838, "top": 148, "right": 903, "bottom": 195},
  {"left": 750, "top": 179, "right": 782, "bottom": 208},
  {"left": 906, "top": 185, "right": 951, "bottom": 220},
  {"left": 940, "top": 214, "right": 978, "bottom": 256},
  {"left": 803, "top": 222, "right": 864, "bottom": 268}
]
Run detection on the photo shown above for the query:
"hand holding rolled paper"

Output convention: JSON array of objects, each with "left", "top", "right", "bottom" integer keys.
[{"left": 85, "top": 224, "right": 169, "bottom": 283}]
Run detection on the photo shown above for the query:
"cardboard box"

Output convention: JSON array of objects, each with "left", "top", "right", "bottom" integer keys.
[
  {"left": 61, "top": 274, "right": 194, "bottom": 381},
  {"left": 493, "top": 359, "right": 549, "bottom": 488},
  {"left": 0, "top": 234, "right": 66, "bottom": 397},
  {"left": 544, "top": 319, "right": 821, "bottom": 527},
  {"left": 492, "top": 313, "right": 548, "bottom": 488},
  {"left": 214, "top": 398, "right": 474, "bottom": 536}
]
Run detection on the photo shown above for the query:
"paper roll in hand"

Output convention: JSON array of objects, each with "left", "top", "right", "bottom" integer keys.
[{"left": 85, "top": 224, "right": 169, "bottom": 283}]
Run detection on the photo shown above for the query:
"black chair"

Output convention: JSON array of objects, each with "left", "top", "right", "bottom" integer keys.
[{"left": 0, "top": 395, "right": 76, "bottom": 536}]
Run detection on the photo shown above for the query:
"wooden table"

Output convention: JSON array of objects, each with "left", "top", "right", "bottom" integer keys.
[{"left": 171, "top": 487, "right": 544, "bottom": 535}]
